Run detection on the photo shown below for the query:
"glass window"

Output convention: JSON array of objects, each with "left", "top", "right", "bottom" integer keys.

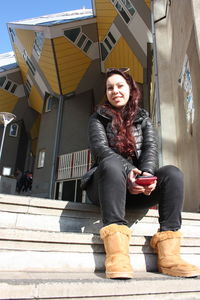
[
  {"left": 37, "top": 149, "right": 46, "bottom": 168},
  {"left": 10, "top": 84, "right": 17, "bottom": 94},
  {"left": 77, "top": 34, "right": 87, "bottom": 48},
  {"left": 100, "top": 43, "right": 108, "bottom": 61},
  {"left": 45, "top": 95, "right": 53, "bottom": 112},
  {"left": 104, "top": 38, "right": 112, "bottom": 50},
  {"left": 34, "top": 32, "right": 44, "bottom": 56},
  {"left": 26, "top": 57, "right": 36, "bottom": 76},
  {"left": 4, "top": 81, "right": 12, "bottom": 90},
  {"left": 2, "top": 167, "right": 11, "bottom": 176},
  {"left": 9, "top": 123, "right": 19, "bottom": 137},
  {"left": 83, "top": 40, "right": 92, "bottom": 53},
  {"left": 26, "top": 80, "right": 31, "bottom": 91},
  {"left": 64, "top": 28, "right": 81, "bottom": 42},
  {"left": 0, "top": 77, "right": 6, "bottom": 87},
  {"left": 121, "top": 0, "right": 135, "bottom": 16},
  {"left": 108, "top": 32, "right": 116, "bottom": 44},
  {"left": 115, "top": 2, "right": 130, "bottom": 23},
  {"left": 24, "top": 80, "right": 31, "bottom": 97},
  {"left": 9, "top": 28, "right": 16, "bottom": 43},
  {"left": 55, "top": 179, "right": 83, "bottom": 202},
  {"left": 62, "top": 181, "right": 76, "bottom": 201}
]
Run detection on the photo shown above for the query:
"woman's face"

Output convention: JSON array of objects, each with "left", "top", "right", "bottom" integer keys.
[{"left": 106, "top": 74, "right": 130, "bottom": 108}]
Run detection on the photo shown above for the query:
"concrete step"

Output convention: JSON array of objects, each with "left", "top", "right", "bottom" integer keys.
[
  {"left": 0, "top": 194, "right": 200, "bottom": 273},
  {"left": 1, "top": 271, "right": 200, "bottom": 300},
  {"left": 0, "top": 193, "right": 200, "bottom": 235},
  {"left": 0, "top": 227, "right": 200, "bottom": 272}
]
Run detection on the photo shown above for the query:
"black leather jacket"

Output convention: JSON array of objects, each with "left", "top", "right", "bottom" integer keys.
[{"left": 81, "top": 106, "right": 158, "bottom": 189}]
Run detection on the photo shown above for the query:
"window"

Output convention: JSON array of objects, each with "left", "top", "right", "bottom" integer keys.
[
  {"left": 55, "top": 179, "right": 84, "bottom": 202},
  {"left": 0, "top": 77, "right": 6, "bottom": 87},
  {"left": 33, "top": 32, "right": 44, "bottom": 57},
  {"left": 100, "top": 43, "right": 109, "bottom": 61},
  {"left": 121, "top": 0, "right": 135, "bottom": 16},
  {"left": 83, "top": 40, "right": 92, "bottom": 53},
  {"left": 23, "top": 51, "right": 36, "bottom": 76},
  {"left": 37, "top": 149, "right": 46, "bottom": 168},
  {"left": 9, "top": 123, "right": 19, "bottom": 137},
  {"left": 64, "top": 28, "right": 81, "bottom": 42},
  {"left": 104, "top": 38, "right": 112, "bottom": 50},
  {"left": 9, "top": 28, "right": 16, "bottom": 43},
  {"left": 77, "top": 34, "right": 87, "bottom": 48},
  {"left": 108, "top": 32, "right": 116, "bottom": 44},
  {"left": 100, "top": 27, "right": 119, "bottom": 63},
  {"left": 115, "top": 2, "right": 130, "bottom": 23},
  {"left": 4, "top": 81, "right": 12, "bottom": 90},
  {"left": 24, "top": 80, "right": 32, "bottom": 97},
  {"left": 45, "top": 95, "right": 53, "bottom": 112},
  {"left": 111, "top": 0, "right": 136, "bottom": 23},
  {"left": 64, "top": 27, "right": 93, "bottom": 56},
  {"left": 26, "top": 57, "right": 36, "bottom": 76},
  {"left": 2, "top": 167, "right": 11, "bottom": 176},
  {"left": 10, "top": 84, "right": 17, "bottom": 94}
]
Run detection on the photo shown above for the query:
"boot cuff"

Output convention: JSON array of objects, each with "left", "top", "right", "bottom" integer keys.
[
  {"left": 150, "top": 231, "right": 182, "bottom": 249},
  {"left": 100, "top": 224, "right": 132, "bottom": 240}
]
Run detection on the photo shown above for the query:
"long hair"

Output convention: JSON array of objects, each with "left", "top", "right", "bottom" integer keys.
[{"left": 99, "top": 69, "right": 141, "bottom": 157}]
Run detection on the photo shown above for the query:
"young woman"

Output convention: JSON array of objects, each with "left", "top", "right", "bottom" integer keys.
[{"left": 81, "top": 68, "right": 200, "bottom": 279}]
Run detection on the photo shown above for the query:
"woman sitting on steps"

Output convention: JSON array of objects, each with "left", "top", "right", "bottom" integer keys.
[{"left": 81, "top": 68, "right": 200, "bottom": 279}]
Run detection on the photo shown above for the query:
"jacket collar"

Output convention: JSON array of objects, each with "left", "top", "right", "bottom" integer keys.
[{"left": 96, "top": 106, "right": 148, "bottom": 123}]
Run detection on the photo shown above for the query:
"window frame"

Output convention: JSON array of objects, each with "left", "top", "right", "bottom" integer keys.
[
  {"left": 37, "top": 149, "right": 46, "bottom": 168},
  {"left": 44, "top": 95, "right": 53, "bottom": 113},
  {"left": 9, "top": 123, "right": 19, "bottom": 137}
]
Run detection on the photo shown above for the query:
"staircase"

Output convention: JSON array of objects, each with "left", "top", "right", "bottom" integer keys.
[{"left": 0, "top": 193, "right": 200, "bottom": 299}]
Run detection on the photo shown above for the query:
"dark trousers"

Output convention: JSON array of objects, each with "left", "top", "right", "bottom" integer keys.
[{"left": 86, "top": 156, "right": 184, "bottom": 231}]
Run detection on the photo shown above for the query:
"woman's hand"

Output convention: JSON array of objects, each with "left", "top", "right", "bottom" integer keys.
[
  {"left": 140, "top": 171, "right": 157, "bottom": 196},
  {"left": 127, "top": 168, "right": 145, "bottom": 195},
  {"left": 127, "top": 170, "right": 157, "bottom": 196}
]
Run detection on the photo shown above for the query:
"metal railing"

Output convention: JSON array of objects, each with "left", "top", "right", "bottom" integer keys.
[{"left": 57, "top": 149, "right": 91, "bottom": 181}]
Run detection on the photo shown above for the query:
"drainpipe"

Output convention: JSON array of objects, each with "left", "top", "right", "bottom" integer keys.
[
  {"left": 49, "top": 39, "right": 64, "bottom": 199},
  {"left": 151, "top": 0, "right": 163, "bottom": 165}
]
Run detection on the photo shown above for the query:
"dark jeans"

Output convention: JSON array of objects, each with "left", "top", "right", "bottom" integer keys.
[{"left": 86, "top": 156, "right": 184, "bottom": 231}]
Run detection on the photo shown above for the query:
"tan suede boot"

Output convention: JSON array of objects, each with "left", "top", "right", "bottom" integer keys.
[
  {"left": 100, "top": 224, "right": 134, "bottom": 279},
  {"left": 150, "top": 231, "right": 200, "bottom": 277}
]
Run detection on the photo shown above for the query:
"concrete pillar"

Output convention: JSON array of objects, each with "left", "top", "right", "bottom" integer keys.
[
  {"left": 191, "top": 0, "right": 200, "bottom": 61},
  {"left": 154, "top": 0, "right": 178, "bottom": 167}
]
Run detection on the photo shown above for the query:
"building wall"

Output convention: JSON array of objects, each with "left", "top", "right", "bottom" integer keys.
[
  {"left": 31, "top": 98, "right": 59, "bottom": 198},
  {"left": 32, "top": 90, "right": 94, "bottom": 198},
  {"left": 154, "top": 0, "right": 200, "bottom": 211},
  {"left": 59, "top": 90, "right": 94, "bottom": 155},
  {"left": 0, "top": 121, "right": 24, "bottom": 176}
]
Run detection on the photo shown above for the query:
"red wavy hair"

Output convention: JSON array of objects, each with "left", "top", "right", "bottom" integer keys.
[{"left": 100, "top": 69, "right": 141, "bottom": 157}]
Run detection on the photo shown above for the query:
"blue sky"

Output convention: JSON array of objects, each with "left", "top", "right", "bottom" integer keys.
[{"left": 0, "top": 0, "right": 92, "bottom": 54}]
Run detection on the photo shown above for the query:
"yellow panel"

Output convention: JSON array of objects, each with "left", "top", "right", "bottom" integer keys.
[
  {"left": 30, "top": 115, "right": 41, "bottom": 156},
  {"left": 28, "top": 86, "right": 43, "bottom": 113},
  {"left": 0, "top": 89, "right": 18, "bottom": 112},
  {"left": 95, "top": 0, "right": 117, "bottom": 40},
  {"left": 54, "top": 37, "right": 91, "bottom": 95},
  {"left": 15, "top": 29, "right": 35, "bottom": 57},
  {"left": 14, "top": 45, "right": 28, "bottom": 83},
  {"left": 104, "top": 37, "right": 143, "bottom": 83},
  {"left": 145, "top": 0, "right": 151, "bottom": 9},
  {"left": 39, "top": 39, "right": 60, "bottom": 94}
]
